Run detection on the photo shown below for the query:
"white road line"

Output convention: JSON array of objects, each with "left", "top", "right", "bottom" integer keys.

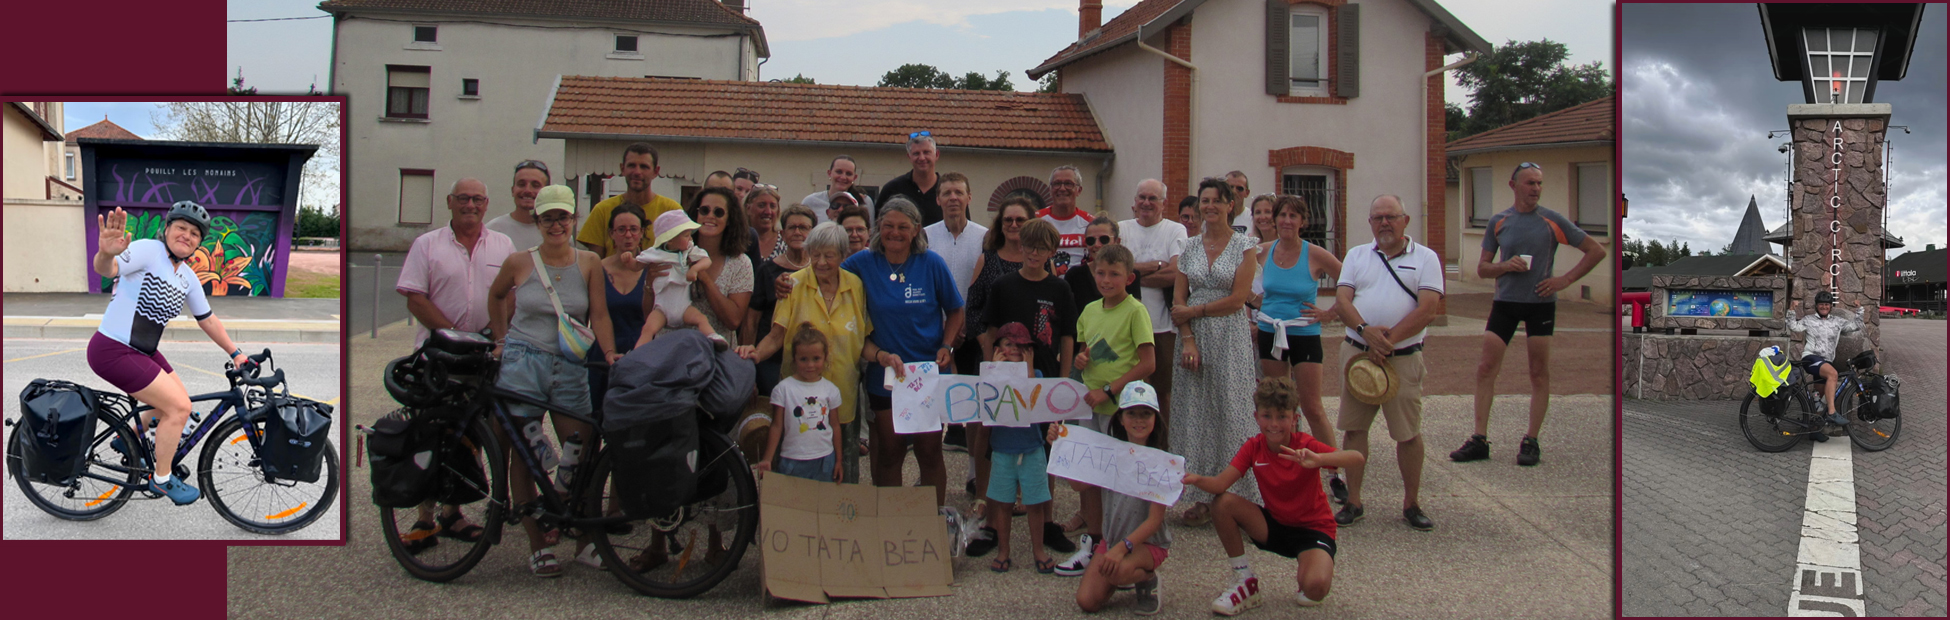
[{"left": 1788, "top": 437, "right": 1866, "bottom": 616}]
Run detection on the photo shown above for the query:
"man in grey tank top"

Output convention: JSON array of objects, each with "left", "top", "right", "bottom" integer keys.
[{"left": 1450, "top": 163, "right": 1605, "bottom": 467}]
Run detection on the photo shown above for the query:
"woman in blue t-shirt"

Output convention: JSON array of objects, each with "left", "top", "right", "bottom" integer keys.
[
  {"left": 847, "top": 198, "right": 965, "bottom": 509},
  {"left": 87, "top": 202, "right": 251, "bottom": 505},
  {"left": 1252, "top": 195, "right": 1345, "bottom": 500}
]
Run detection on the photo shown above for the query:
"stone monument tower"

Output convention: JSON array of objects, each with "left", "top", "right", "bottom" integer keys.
[{"left": 1760, "top": 3, "right": 1924, "bottom": 358}]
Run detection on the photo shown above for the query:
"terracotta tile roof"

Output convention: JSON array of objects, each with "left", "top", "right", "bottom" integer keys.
[
  {"left": 317, "top": 0, "right": 760, "bottom": 28},
  {"left": 65, "top": 118, "right": 142, "bottom": 144},
  {"left": 1030, "top": 0, "right": 1490, "bottom": 79},
  {"left": 1445, "top": 96, "right": 1615, "bottom": 155},
  {"left": 538, "top": 76, "right": 1111, "bottom": 152}
]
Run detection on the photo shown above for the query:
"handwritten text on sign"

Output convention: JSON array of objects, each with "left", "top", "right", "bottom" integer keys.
[
  {"left": 886, "top": 361, "right": 1092, "bottom": 433},
  {"left": 1046, "top": 425, "right": 1186, "bottom": 506}
]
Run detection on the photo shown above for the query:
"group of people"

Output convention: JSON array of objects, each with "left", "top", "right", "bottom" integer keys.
[{"left": 387, "top": 133, "right": 1605, "bottom": 614}]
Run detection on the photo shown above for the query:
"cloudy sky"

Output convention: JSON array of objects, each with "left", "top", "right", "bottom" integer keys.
[
  {"left": 225, "top": 0, "right": 1609, "bottom": 108},
  {"left": 1622, "top": 3, "right": 1945, "bottom": 259}
]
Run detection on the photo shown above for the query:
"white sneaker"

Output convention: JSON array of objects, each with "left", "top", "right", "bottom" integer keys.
[
  {"left": 1210, "top": 577, "right": 1262, "bottom": 616},
  {"left": 1296, "top": 589, "right": 1327, "bottom": 607},
  {"left": 1054, "top": 534, "right": 1094, "bottom": 576},
  {"left": 574, "top": 544, "right": 606, "bottom": 571}
]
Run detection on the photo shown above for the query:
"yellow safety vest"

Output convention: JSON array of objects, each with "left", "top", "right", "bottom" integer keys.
[{"left": 1750, "top": 351, "right": 1791, "bottom": 397}]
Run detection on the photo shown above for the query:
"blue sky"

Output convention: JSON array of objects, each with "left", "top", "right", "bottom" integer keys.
[
  {"left": 226, "top": 0, "right": 1612, "bottom": 107},
  {"left": 62, "top": 102, "right": 164, "bottom": 138}
]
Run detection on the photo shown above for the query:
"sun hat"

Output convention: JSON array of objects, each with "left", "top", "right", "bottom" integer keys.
[
  {"left": 997, "top": 322, "right": 1034, "bottom": 346},
  {"left": 1343, "top": 355, "right": 1401, "bottom": 406},
  {"left": 1117, "top": 381, "right": 1160, "bottom": 412},
  {"left": 653, "top": 210, "right": 702, "bottom": 248},
  {"left": 534, "top": 185, "right": 576, "bottom": 217}
]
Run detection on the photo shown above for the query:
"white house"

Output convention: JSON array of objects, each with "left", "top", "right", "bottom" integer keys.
[
  {"left": 1030, "top": 0, "right": 1490, "bottom": 262},
  {"left": 3, "top": 101, "right": 88, "bottom": 292},
  {"left": 321, "top": 0, "right": 769, "bottom": 251}
]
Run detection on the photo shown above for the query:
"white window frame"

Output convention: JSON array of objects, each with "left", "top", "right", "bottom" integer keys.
[
  {"left": 459, "top": 78, "right": 480, "bottom": 99},
  {"left": 1802, "top": 27, "right": 1876, "bottom": 105},
  {"left": 407, "top": 24, "right": 441, "bottom": 51},
  {"left": 1467, "top": 166, "right": 1494, "bottom": 226},
  {"left": 1572, "top": 162, "right": 1610, "bottom": 234},
  {"left": 1287, "top": 4, "right": 1331, "bottom": 97},
  {"left": 608, "top": 33, "right": 645, "bottom": 60},
  {"left": 65, "top": 153, "right": 75, "bottom": 180}
]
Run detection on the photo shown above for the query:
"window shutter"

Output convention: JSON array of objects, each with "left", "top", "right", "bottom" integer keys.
[
  {"left": 1266, "top": 0, "right": 1289, "bottom": 96},
  {"left": 1335, "top": 4, "right": 1360, "bottom": 98}
]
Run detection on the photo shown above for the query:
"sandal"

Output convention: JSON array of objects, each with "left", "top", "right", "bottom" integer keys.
[
  {"left": 530, "top": 549, "right": 563, "bottom": 578},
  {"left": 541, "top": 528, "right": 561, "bottom": 546},
  {"left": 575, "top": 544, "right": 607, "bottom": 571},
  {"left": 1035, "top": 556, "right": 1058, "bottom": 574},
  {"left": 989, "top": 557, "right": 1013, "bottom": 573},
  {"left": 627, "top": 549, "right": 668, "bottom": 573},
  {"left": 401, "top": 521, "right": 440, "bottom": 554},
  {"left": 434, "top": 512, "right": 485, "bottom": 542}
]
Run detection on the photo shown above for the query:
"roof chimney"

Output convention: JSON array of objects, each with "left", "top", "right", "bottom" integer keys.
[
  {"left": 1080, "top": 1, "right": 1103, "bottom": 39},
  {"left": 724, "top": 0, "right": 746, "bottom": 14}
]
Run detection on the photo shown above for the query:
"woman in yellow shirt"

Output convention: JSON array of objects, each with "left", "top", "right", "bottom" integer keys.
[{"left": 736, "top": 222, "right": 871, "bottom": 482}]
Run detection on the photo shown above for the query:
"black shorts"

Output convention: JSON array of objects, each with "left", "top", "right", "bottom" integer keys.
[
  {"left": 1250, "top": 506, "right": 1337, "bottom": 559},
  {"left": 868, "top": 392, "right": 892, "bottom": 411},
  {"left": 1801, "top": 354, "right": 1830, "bottom": 374},
  {"left": 1256, "top": 331, "right": 1324, "bottom": 364},
  {"left": 1485, "top": 301, "right": 1556, "bottom": 343}
]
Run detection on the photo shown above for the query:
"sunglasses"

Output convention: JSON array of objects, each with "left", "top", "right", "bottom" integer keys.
[
  {"left": 514, "top": 159, "right": 549, "bottom": 175},
  {"left": 1082, "top": 235, "right": 1114, "bottom": 246},
  {"left": 697, "top": 206, "right": 727, "bottom": 218},
  {"left": 1511, "top": 161, "right": 1542, "bottom": 181},
  {"left": 908, "top": 130, "right": 932, "bottom": 139}
]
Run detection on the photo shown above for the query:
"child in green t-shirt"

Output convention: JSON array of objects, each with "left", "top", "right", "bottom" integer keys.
[{"left": 1053, "top": 243, "right": 1157, "bottom": 577}]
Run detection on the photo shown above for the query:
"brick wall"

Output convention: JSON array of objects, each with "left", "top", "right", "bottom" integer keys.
[
  {"left": 1424, "top": 30, "right": 1447, "bottom": 264},
  {"left": 1162, "top": 18, "right": 1192, "bottom": 203}
]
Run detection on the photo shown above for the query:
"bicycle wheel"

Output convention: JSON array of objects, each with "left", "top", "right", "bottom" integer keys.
[
  {"left": 7, "top": 417, "right": 144, "bottom": 520},
  {"left": 593, "top": 430, "right": 759, "bottom": 598},
  {"left": 198, "top": 415, "right": 339, "bottom": 534},
  {"left": 379, "top": 416, "right": 505, "bottom": 582},
  {"left": 1738, "top": 391, "right": 1804, "bottom": 452},
  {"left": 1842, "top": 389, "right": 1900, "bottom": 451}
]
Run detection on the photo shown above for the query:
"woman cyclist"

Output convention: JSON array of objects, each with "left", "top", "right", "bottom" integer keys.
[{"left": 89, "top": 201, "right": 251, "bottom": 505}]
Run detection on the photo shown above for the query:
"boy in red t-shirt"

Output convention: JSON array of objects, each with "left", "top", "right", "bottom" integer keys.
[{"left": 1182, "top": 377, "right": 1366, "bottom": 614}]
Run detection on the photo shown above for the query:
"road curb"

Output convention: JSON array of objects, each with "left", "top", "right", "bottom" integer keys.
[{"left": 4, "top": 317, "right": 340, "bottom": 344}]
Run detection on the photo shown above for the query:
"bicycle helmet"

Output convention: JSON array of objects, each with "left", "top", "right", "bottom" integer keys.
[
  {"left": 1814, "top": 291, "right": 1837, "bottom": 305},
  {"left": 165, "top": 200, "right": 212, "bottom": 241}
]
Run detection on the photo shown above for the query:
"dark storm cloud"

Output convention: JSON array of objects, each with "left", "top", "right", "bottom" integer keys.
[{"left": 1622, "top": 3, "right": 1945, "bottom": 257}]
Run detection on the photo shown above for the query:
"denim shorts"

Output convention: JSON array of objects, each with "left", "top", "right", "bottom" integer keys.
[
  {"left": 987, "top": 446, "right": 1052, "bottom": 505},
  {"left": 778, "top": 452, "right": 837, "bottom": 482},
  {"left": 496, "top": 339, "right": 593, "bottom": 419}
]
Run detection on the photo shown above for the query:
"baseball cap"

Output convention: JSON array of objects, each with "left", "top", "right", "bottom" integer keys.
[
  {"left": 997, "top": 322, "right": 1033, "bottom": 345},
  {"left": 534, "top": 185, "right": 576, "bottom": 217},
  {"left": 1117, "top": 381, "right": 1160, "bottom": 412}
]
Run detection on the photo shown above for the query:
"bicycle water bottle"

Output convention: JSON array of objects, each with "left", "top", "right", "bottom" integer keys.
[
  {"left": 179, "top": 411, "right": 204, "bottom": 440},
  {"left": 521, "top": 420, "right": 559, "bottom": 471},
  {"left": 555, "top": 433, "right": 583, "bottom": 493}
]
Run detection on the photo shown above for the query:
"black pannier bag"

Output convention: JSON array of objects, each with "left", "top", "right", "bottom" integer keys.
[
  {"left": 1860, "top": 375, "right": 1901, "bottom": 421},
  {"left": 602, "top": 330, "right": 754, "bottom": 519},
  {"left": 18, "top": 379, "right": 102, "bottom": 485},
  {"left": 366, "top": 409, "right": 441, "bottom": 508},
  {"left": 607, "top": 412, "right": 700, "bottom": 519},
  {"left": 1849, "top": 350, "right": 1878, "bottom": 371},
  {"left": 1758, "top": 389, "right": 1790, "bottom": 417},
  {"left": 261, "top": 398, "right": 333, "bottom": 483}
]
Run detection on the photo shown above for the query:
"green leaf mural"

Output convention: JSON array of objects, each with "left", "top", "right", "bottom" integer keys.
[{"left": 98, "top": 210, "right": 282, "bottom": 297}]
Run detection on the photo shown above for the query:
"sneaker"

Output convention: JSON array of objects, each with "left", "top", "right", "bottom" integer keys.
[
  {"left": 964, "top": 526, "right": 998, "bottom": 557},
  {"left": 1334, "top": 503, "right": 1364, "bottom": 526},
  {"left": 1054, "top": 534, "right": 1094, "bottom": 576},
  {"left": 1043, "top": 521, "right": 1078, "bottom": 554},
  {"left": 965, "top": 478, "right": 977, "bottom": 496},
  {"left": 1210, "top": 577, "right": 1262, "bottom": 616},
  {"left": 1403, "top": 505, "right": 1434, "bottom": 531},
  {"left": 1449, "top": 434, "right": 1491, "bottom": 462},
  {"left": 1827, "top": 413, "right": 1848, "bottom": 428},
  {"left": 1133, "top": 574, "right": 1162, "bottom": 616},
  {"left": 1328, "top": 476, "right": 1349, "bottom": 504},
  {"left": 941, "top": 506, "right": 968, "bottom": 558},
  {"left": 1296, "top": 589, "right": 1327, "bottom": 607},
  {"left": 1517, "top": 437, "right": 1541, "bottom": 467},
  {"left": 1810, "top": 431, "right": 1830, "bottom": 443},
  {"left": 944, "top": 424, "right": 968, "bottom": 452},
  {"left": 149, "top": 477, "right": 200, "bottom": 506}
]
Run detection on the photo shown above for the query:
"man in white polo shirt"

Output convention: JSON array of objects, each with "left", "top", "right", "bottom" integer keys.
[
  {"left": 1332, "top": 194, "right": 1444, "bottom": 532},
  {"left": 1117, "top": 178, "right": 1186, "bottom": 445}
]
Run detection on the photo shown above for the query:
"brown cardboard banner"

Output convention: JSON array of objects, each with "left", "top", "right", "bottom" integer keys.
[{"left": 759, "top": 474, "right": 955, "bottom": 603}]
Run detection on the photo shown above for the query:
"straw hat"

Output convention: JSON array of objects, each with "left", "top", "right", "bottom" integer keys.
[{"left": 1344, "top": 355, "right": 1400, "bottom": 406}]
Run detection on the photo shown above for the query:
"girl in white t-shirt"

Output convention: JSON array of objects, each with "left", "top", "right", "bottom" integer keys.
[{"left": 757, "top": 325, "right": 845, "bottom": 482}]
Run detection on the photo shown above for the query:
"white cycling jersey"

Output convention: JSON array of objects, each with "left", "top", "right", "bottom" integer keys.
[
  {"left": 1784, "top": 307, "right": 1862, "bottom": 361},
  {"left": 97, "top": 239, "right": 212, "bottom": 355}
]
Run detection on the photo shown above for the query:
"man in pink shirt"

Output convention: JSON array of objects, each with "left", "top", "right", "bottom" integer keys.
[{"left": 397, "top": 177, "right": 517, "bottom": 346}]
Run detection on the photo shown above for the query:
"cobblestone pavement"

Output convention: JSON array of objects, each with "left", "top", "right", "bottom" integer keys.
[
  {"left": 1852, "top": 319, "right": 1946, "bottom": 617},
  {"left": 1622, "top": 318, "right": 1945, "bottom": 616}
]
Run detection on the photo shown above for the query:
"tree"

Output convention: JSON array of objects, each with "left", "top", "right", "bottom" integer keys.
[
  {"left": 151, "top": 101, "right": 341, "bottom": 218},
  {"left": 297, "top": 204, "right": 340, "bottom": 239},
  {"left": 878, "top": 64, "right": 1019, "bottom": 91},
  {"left": 1446, "top": 39, "right": 1612, "bottom": 141},
  {"left": 1037, "top": 73, "right": 1060, "bottom": 94},
  {"left": 782, "top": 73, "right": 816, "bottom": 84}
]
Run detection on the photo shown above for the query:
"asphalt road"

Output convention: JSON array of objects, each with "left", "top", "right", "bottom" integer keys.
[
  {"left": 2, "top": 338, "right": 342, "bottom": 541},
  {"left": 1622, "top": 318, "right": 1945, "bottom": 616},
  {"left": 225, "top": 319, "right": 1611, "bottom": 619}
]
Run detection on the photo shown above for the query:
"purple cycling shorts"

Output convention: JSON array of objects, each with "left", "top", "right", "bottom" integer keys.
[{"left": 87, "top": 332, "right": 173, "bottom": 394}]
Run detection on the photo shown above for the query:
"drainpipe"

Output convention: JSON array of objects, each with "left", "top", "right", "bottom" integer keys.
[
  {"left": 1136, "top": 24, "right": 1197, "bottom": 195},
  {"left": 1423, "top": 50, "right": 1479, "bottom": 238},
  {"left": 1095, "top": 151, "right": 1116, "bottom": 215}
]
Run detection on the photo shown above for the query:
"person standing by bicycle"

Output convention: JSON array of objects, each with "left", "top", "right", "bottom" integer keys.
[
  {"left": 1785, "top": 291, "right": 1864, "bottom": 427},
  {"left": 89, "top": 201, "right": 251, "bottom": 505}
]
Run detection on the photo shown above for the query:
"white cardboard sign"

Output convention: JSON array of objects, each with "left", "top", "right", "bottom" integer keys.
[
  {"left": 885, "top": 362, "right": 1093, "bottom": 433},
  {"left": 1046, "top": 425, "right": 1186, "bottom": 506}
]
